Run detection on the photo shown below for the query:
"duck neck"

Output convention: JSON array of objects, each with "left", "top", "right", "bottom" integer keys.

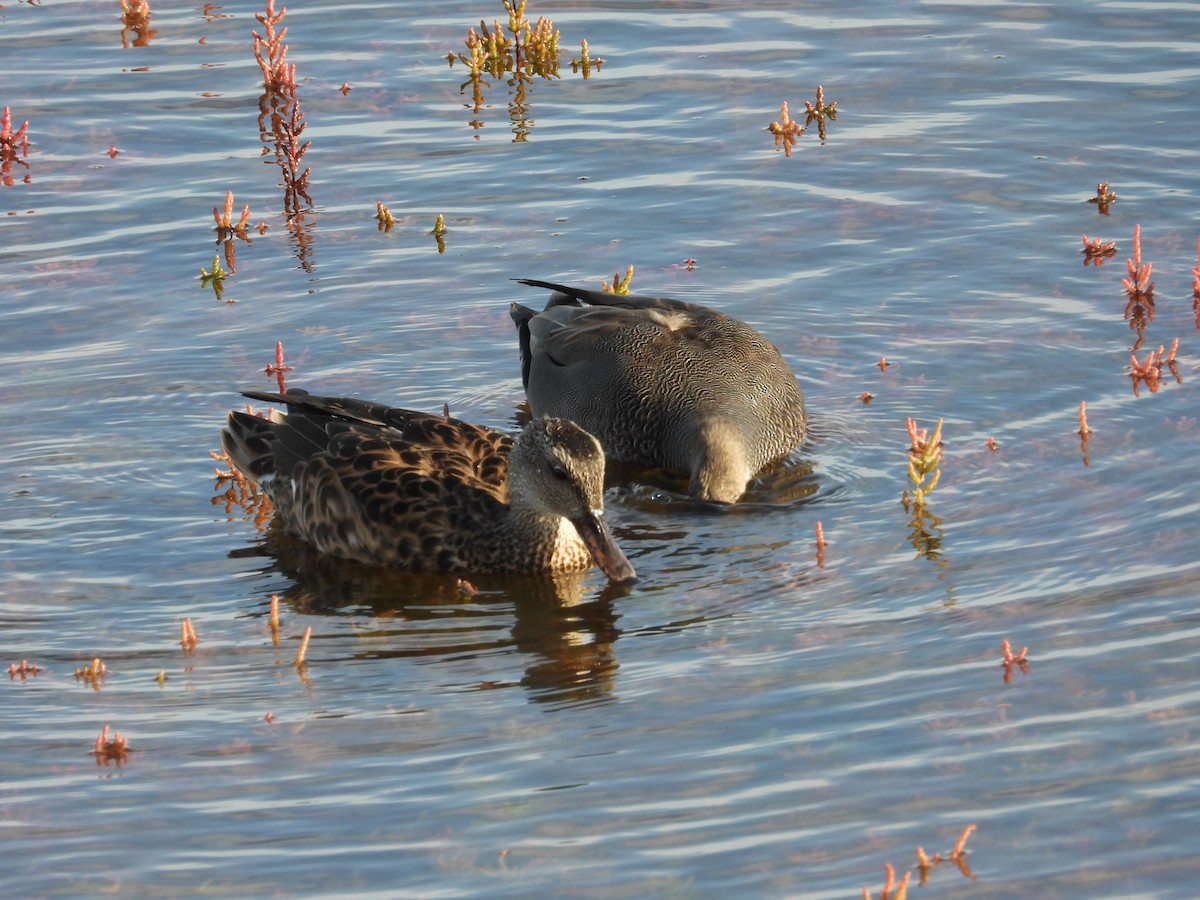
[
  {"left": 689, "top": 420, "right": 750, "bottom": 503},
  {"left": 493, "top": 503, "right": 593, "bottom": 574}
]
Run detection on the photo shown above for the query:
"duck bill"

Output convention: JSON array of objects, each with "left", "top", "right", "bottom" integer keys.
[{"left": 572, "top": 511, "right": 637, "bottom": 583}]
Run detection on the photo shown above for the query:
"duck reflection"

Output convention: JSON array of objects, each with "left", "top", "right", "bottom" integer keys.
[{"left": 234, "top": 531, "right": 629, "bottom": 705}]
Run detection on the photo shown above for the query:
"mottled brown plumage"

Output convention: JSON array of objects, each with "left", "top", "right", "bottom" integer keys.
[
  {"left": 510, "top": 279, "right": 807, "bottom": 503},
  {"left": 220, "top": 389, "right": 635, "bottom": 581}
]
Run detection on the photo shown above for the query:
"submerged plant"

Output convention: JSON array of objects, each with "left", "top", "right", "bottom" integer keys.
[
  {"left": 251, "top": 0, "right": 315, "bottom": 271},
  {"left": 1001, "top": 639, "right": 1028, "bottom": 683},
  {"left": 180, "top": 617, "right": 198, "bottom": 652},
  {"left": 907, "top": 504, "right": 943, "bottom": 560},
  {"left": 252, "top": 0, "right": 295, "bottom": 94},
  {"left": 430, "top": 213, "right": 447, "bottom": 253},
  {"left": 200, "top": 253, "right": 230, "bottom": 302},
  {"left": 212, "top": 456, "right": 271, "bottom": 526},
  {"left": 213, "top": 190, "right": 253, "bottom": 272},
  {"left": 264, "top": 340, "right": 292, "bottom": 392},
  {"left": 768, "top": 101, "right": 802, "bottom": 157},
  {"left": 212, "top": 377, "right": 280, "bottom": 528},
  {"left": 75, "top": 657, "right": 107, "bottom": 691},
  {"left": 602, "top": 264, "right": 634, "bottom": 294},
  {"left": 214, "top": 190, "right": 251, "bottom": 237},
  {"left": 769, "top": 86, "right": 838, "bottom": 155},
  {"left": 1, "top": 106, "right": 30, "bottom": 186},
  {"left": 1088, "top": 180, "right": 1117, "bottom": 214},
  {"left": 8, "top": 659, "right": 41, "bottom": 680},
  {"left": 1121, "top": 223, "right": 1154, "bottom": 348},
  {"left": 294, "top": 626, "right": 312, "bottom": 668},
  {"left": 902, "top": 417, "right": 944, "bottom": 559},
  {"left": 1081, "top": 233, "right": 1115, "bottom": 266},
  {"left": 449, "top": 1, "right": 591, "bottom": 141},
  {"left": 1078, "top": 400, "right": 1091, "bottom": 465},
  {"left": 376, "top": 200, "right": 396, "bottom": 232},
  {"left": 0, "top": 106, "right": 29, "bottom": 157},
  {"left": 862, "top": 863, "right": 909, "bottom": 900},
  {"left": 213, "top": 398, "right": 276, "bottom": 532},
  {"left": 570, "top": 39, "right": 602, "bottom": 78},
  {"left": 1123, "top": 224, "right": 1154, "bottom": 300},
  {"left": 803, "top": 83, "right": 838, "bottom": 140},
  {"left": 902, "top": 417, "right": 943, "bottom": 509},
  {"left": 94, "top": 724, "right": 129, "bottom": 766},
  {"left": 277, "top": 101, "right": 312, "bottom": 205},
  {"left": 212, "top": 442, "right": 275, "bottom": 531},
  {"left": 1192, "top": 239, "right": 1200, "bottom": 330},
  {"left": 256, "top": 94, "right": 314, "bottom": 231},
  {"left": 1129, "top": 338, "right": 1180, "bottom": 398},
  {"left": 916, "top": 824, "right": 977, "bottom": 885},
  {"left": 119, "top": 0, "right": 156, "bottom": 48}
]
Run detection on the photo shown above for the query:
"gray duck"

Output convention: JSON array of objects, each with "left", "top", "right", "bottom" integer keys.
[
  {"left": 509, "top": 279, "right": 807, "bottom": 503},
  {"left": 220, "top": 389, "right": 636, "bottom": 582}
]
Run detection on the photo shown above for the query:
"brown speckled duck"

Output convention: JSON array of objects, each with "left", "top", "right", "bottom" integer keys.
[
  {"left": 509, "top": 279, "right": 807, "bottom": 503},
  {"left": 220, "top": 389, "right": 636, "bottom": 582}
]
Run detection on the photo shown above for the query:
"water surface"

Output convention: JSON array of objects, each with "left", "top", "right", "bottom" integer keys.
[{"left": 3, "top": 1, "right": 1200, "bottom": 896}]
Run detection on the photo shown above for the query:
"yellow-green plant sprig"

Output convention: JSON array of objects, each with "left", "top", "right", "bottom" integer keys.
[
  {"left": 200, "top": 254, "right": 230, "bottom": 302},
  {"left": 902, "top": 416, "right": 943, "bottom": 510},
  {"left": 602, "top": 264, "right": 634, "bottom": 294}
]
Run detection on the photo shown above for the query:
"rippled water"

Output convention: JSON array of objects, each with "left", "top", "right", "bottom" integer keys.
[{"left": 4, "top": 0, "right": 1200, "bottom": 896}]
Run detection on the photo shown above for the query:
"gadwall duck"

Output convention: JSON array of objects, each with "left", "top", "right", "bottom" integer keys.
[
  {"left": 220, "top": 389, "right": 636, "bottom": 582},
  {"left": 509, "top": 279, "right": 807, "bottom": 503}
]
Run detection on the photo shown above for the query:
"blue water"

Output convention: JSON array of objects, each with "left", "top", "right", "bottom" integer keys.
[{"left": 3, "top": 1, "right": 1200, "bottom": 896}]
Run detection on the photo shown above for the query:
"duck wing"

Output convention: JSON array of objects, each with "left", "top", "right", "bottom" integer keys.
[
  {"left": 239, "top": 389, "right": 511, "bottom": 488},
  {"left": 223, "top": 390, "right": 513, "bottom": 567}
]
